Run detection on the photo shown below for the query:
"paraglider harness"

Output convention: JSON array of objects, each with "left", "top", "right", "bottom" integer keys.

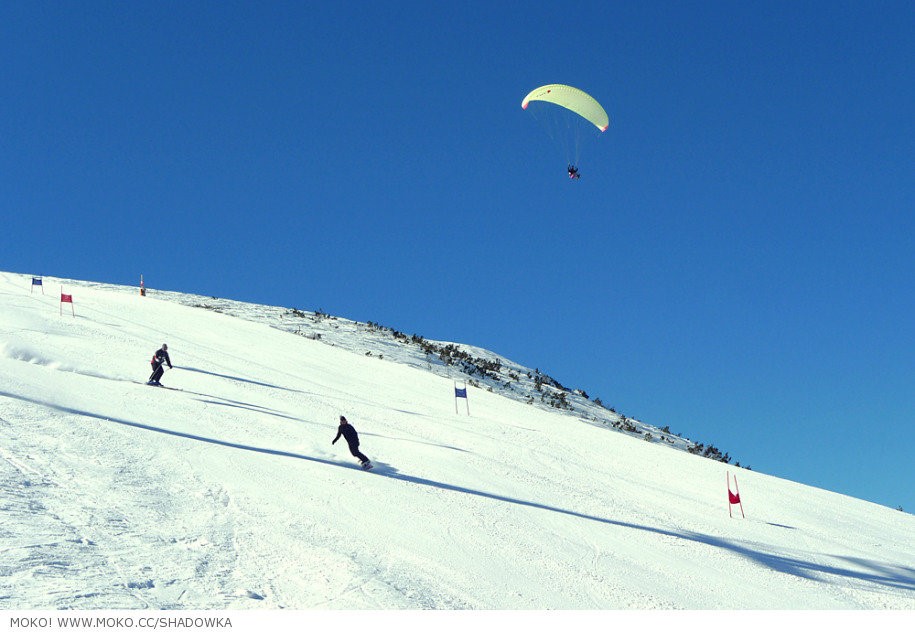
[{"left": 568, "top": 165, "right": 581, "bottom": 180}]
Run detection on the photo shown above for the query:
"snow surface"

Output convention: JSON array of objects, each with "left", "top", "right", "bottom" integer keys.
[{"left": 1, "top": 271, "right": 913, "bottom": 611}]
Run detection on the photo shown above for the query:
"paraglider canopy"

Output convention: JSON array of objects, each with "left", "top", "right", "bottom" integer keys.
[
  {"left": 522, "top": 84, "right": 609, "bottom": 177},
  {"left": 522, "top": 84, "right": 609, "bottom": 132}
]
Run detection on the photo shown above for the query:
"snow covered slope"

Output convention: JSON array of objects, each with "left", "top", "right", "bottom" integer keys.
[
  {"left": 115, "top": 280, "right": 693, "bottom": 451},
  {"left": 1, "top": 271, "right": 912, "bottom": 609}
]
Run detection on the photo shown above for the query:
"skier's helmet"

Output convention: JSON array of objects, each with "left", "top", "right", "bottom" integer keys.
[{"left": 162, "top": 344, "right": 168, "bottom": 350}]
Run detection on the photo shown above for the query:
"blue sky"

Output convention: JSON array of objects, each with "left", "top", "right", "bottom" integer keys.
[{"left": 2, "top": 2, "right": 912, "bottom": 512}]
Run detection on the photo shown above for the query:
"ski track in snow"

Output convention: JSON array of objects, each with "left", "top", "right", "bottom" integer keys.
[{"left": 0, "top": 408, "right": 242, "bottom": 609}]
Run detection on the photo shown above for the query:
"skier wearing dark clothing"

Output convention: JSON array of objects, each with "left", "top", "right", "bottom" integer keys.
[
  {"left": 147, "top": 344, "right": 172, "bottom": 386},
  {"left": 332, "top": 415, "right": 372, "bottom": 469}
]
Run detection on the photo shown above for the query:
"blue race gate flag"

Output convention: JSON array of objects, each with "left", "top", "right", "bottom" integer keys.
[{"left": 454, "top": 382, "right": 470, "bottom": 415}]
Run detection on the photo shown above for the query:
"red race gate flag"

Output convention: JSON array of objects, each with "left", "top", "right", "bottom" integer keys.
[
  {"left": 60, "top": 289, "right": 75, "bottom": 316},
  {"left": 727, "top": 471, "right": 745, "bottom": 519}
]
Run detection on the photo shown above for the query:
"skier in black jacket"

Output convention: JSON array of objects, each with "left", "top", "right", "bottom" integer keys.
[
  {"left": 147, "top": 344, "right": 172, "bottom": 386},
  {"left": 332, "top": 415, "right": 372, "bottom": 469}
]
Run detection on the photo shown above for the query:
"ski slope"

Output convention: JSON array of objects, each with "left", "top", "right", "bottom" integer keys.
[{"left": 1, "top": 271, "right": 912, "bottom": 611}]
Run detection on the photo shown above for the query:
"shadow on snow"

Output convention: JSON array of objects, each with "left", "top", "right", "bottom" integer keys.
[
  {"left": 178, "top": 366, "right": 305, "bottom": 393},
  {"left": 3, "top": 389, "right": 913, "bottom": 595}
]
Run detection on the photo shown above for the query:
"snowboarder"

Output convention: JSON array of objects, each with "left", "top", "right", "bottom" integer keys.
[
  {"left": 332, "top": 415, "right": 373, "bottom": 469},
  {"left": 147, "top": 343, "right": 172, "bottom": 386}
]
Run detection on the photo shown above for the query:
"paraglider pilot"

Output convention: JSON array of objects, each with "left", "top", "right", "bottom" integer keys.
[{"left": 568, "top": 165, "right": 581, "bottom": 180}]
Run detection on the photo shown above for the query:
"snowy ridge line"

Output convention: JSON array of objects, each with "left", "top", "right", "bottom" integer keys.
[
  {"left": 2, "top": 269, "right": 913, "bottom": 610},
  {"left": 7, "top": 272, "right": 729, "bottom": 462}
]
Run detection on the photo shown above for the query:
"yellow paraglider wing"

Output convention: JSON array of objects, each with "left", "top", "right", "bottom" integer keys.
[{"left": 521, "top": 84, "right": 609, "bottom": 132}]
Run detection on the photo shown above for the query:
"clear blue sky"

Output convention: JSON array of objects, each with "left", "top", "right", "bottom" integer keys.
[{"left": 2, "top": 1, "right": 912, "bottom": 513}]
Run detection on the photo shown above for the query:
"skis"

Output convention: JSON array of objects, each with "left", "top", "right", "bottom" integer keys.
[{"left": 141, "top": 381, "right": 181, "bottom": 391}]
